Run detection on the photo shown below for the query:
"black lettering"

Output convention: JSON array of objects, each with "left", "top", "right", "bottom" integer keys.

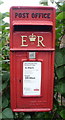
[
  {"left": 15, "top": 13, "right": 18, "bottom": 18},
  {"left": 47, "top": 13, "right": 51, "bottom": 18},
  {"left": 38, "top": 13, "right": 41, "bottom": 18},
  {"left": 32, "top": 13, "right": 51, "bottom": 18},
  {"left": 22, "top": 13, "right": 25, "bottom": 18},
  {"left": 15, "top": 12, "right": 29, "bottom": 18},
  {"left": 15, "top": 12, "right": 51, "bottom": 19},
  {"left": 19, "top": 13, "right": 22, "bottom": 18},
  {"left": 36, "top": 13, "right": 38, "bottom": 18},
  {"left": 35, "top": 13, "right": 37, "bottom": 18},
  {"left": 22, "top": 13, "right": 29, "bottom": 18},
  {"left": 44, "top": 13, "right": 48, "bottom": 18},
  {"left": 35, "top": 13, "right": 39, "bottom": 18},
  {"left": 26, "top": 13, "right": 29, "bottom": 18},
  {"left": 32, "top": 13, "right": 35, "bottom": 18}
]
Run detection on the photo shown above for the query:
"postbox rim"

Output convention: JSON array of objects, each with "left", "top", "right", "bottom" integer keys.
[
  {"left": 10, "top": 6, "right": 55, "bottom": 10},
  {"left": 10, "top": 5, "right": 56, "bottom": 112},
  {"left": 12, "top": 21, "right": 53, "bottom": 26}
]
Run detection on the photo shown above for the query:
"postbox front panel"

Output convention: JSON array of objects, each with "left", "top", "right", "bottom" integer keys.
[{"left": 10, "top": 51, "right": 54, "bottom": 111}]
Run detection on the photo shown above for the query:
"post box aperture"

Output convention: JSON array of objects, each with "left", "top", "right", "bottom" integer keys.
[{"left": 10, "top": 6, "right": 55, "bottom": 112}]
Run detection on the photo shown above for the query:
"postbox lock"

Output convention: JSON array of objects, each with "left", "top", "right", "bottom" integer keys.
[{"left": 29, "top": 52, "right": 36, "bottom": 59}]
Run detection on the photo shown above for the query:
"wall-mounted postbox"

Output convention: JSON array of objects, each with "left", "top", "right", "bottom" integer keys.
[{"left": 10, "top": 6, "right": 55, "bottom": 112}]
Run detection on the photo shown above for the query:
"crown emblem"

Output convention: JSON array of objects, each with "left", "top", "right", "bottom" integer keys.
[{"left": 29, "top": 33, "right": 36, "bottom": 42}]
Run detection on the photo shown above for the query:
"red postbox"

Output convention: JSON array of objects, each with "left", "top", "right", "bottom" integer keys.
[{"left": 10, "top": 6, "right": 56, "bottom": 112}]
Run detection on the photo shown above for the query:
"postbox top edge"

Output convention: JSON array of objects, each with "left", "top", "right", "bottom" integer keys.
[{"left": 10, "top": 6, "right": 56, "bottom": 11}]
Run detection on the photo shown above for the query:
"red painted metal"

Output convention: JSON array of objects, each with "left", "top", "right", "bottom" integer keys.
[
  {"left": 13, "top": 21, "right": 53, "bottom": 25},
  {"left": 10, "top": 6, "right": 56, "bottom": 112}
]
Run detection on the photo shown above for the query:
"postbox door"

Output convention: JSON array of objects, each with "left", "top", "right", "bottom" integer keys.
[{"left": 11, "top": 51, "right": 54, "bottom": 111}]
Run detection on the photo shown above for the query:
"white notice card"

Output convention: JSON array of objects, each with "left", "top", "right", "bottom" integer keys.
[{"left": 23, "top": 62, "right": 41, "bottom": 96}]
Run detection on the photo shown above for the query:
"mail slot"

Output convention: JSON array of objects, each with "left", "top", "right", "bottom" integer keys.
[{"left": 10, "top": 6, "right": 56, "bottom": 112}]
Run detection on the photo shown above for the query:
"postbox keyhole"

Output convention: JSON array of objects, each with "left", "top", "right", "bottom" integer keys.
[
  {"left": 19, "top": 80, "right": 21, "bottom": 82},
  {"left": 29, "top": 52, "right": 36, "bottom": 59}
]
